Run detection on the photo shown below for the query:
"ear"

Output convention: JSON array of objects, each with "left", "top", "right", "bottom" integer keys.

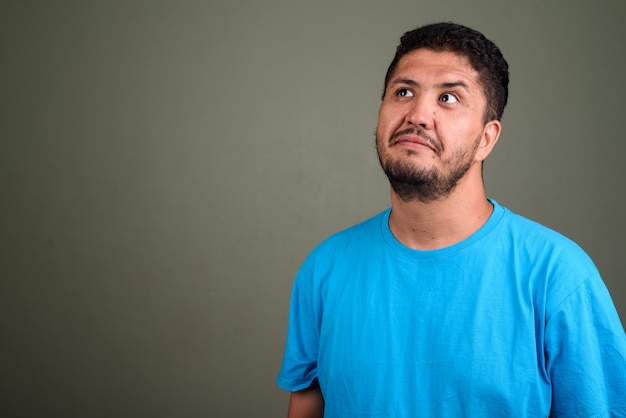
[{"left": 474, "top": 120, "right": 501, "bottom": 162}]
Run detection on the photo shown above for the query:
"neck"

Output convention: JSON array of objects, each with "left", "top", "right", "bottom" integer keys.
[{"left": 388, "top": 177, "right": 493, "bottom": 250}]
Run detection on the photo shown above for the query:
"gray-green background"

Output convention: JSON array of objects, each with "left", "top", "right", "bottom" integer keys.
[{"left": 2, "top": 1, "right": 624, "bottom": 417}]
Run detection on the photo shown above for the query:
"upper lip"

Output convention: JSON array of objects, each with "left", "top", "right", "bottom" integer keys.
[{"left": 390, "top": 128, "right": 439, "bottom": 153}]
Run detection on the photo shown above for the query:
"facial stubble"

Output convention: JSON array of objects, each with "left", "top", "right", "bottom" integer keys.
[{"left": 376, "top": 131, "right": 481, "bottom": 203}]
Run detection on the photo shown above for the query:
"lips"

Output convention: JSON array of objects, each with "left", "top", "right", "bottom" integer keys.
[{"left": 390, "top": 128, "right": 439, "bottom": 153}]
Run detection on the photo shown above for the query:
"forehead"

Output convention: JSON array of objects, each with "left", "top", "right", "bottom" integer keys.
[{"left": 391, "top": 49, "right": 480, "bottom": 87}]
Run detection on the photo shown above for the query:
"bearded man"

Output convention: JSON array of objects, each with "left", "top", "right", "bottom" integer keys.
[{"left": 277, "top": 22, "right": 626, "bottom": 417}]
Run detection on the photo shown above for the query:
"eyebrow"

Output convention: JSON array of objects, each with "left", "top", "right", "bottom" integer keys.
[{"left": 391, "top": 78, "right": 470, "bottom": 92}]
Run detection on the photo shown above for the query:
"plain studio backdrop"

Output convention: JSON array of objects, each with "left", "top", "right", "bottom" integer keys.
[{"left": 1, "top": 1, "right": 625, "bottom": 416}]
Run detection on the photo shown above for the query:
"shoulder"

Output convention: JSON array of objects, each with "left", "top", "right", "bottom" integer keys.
[
  {"left": 496, "top": 202, "right": 593, "bottom": 263},
  {"left": 494, "top": 201, "right": 600, "bottom": 312},
  {"left": 308, "top": 209, "right": 388, "bottom": 259},
  {"left": 295, "top": 209, "right": 389, "bottom": 282}
]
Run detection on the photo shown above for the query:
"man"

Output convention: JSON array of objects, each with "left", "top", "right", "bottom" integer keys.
[{"left": 277, "top": 22, "right": 626, "bottom": 417}]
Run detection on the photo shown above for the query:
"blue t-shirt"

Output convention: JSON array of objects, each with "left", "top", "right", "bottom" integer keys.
[{"left": 277, "top": 200, "right": 626, "bottom": 417}]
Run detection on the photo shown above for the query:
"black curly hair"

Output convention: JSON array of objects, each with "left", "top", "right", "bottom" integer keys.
[{"left": 382, "top": 22, "right": 509, "bottom": 123}]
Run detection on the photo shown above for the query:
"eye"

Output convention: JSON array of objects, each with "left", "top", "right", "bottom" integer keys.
[
  {"left": 396, "top": 88, "right": 414, "bottom": 98},
  {"left": 440, "top": 93, "right": 458, "bottom": 103}
]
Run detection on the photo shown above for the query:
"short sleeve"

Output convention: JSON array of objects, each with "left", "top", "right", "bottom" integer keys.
[
  {"left": 276, "top": 255, "right": 321, "bottom": 392},
  {"left": 545, "top": 273, "right": 626, "bottom": 417}
]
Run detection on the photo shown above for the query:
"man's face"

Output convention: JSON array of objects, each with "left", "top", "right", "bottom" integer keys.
[{"left": 376, "top": 48, "right": 498, "bottom": 202}]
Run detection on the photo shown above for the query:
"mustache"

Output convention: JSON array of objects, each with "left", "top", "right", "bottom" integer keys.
[{"left": 390, "top": 128, "right": 441, "bottom": 153}]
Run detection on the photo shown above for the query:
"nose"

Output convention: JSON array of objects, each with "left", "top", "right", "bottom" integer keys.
[{"left": 406, "top": 97, "right": 434, "bottom": 130}]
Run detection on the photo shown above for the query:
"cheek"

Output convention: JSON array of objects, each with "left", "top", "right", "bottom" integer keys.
[
  {"left": 378, "top": 106, "right": 403, "bottom": 132},
  {"left": 445, "top": 117, "right": 484, "bottom": 139}
]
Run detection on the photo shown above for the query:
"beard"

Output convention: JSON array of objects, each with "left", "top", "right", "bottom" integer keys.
[{"left": 376, "top": 130, "right": 480, "bottom": 203}]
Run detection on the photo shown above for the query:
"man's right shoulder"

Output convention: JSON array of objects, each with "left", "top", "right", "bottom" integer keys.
[
  {"left": 294, "top": 209, "right": 389, "bottom": 284},
  {"left": 317, "top": 209, "right": 388, "bottom": 249}
]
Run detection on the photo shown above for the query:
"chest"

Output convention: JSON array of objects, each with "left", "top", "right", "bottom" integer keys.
[{"left": 316, "top": 255, "right": 548, "bottom": 413}]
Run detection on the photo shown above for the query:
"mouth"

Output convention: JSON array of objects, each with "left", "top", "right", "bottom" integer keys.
[{"left": 390, "top": 128, "right": 439, "bottom": 153}]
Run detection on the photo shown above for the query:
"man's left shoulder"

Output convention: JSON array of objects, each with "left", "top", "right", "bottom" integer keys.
[{"left": 499, "top": 204, "right": 589, "bottom": 254}]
